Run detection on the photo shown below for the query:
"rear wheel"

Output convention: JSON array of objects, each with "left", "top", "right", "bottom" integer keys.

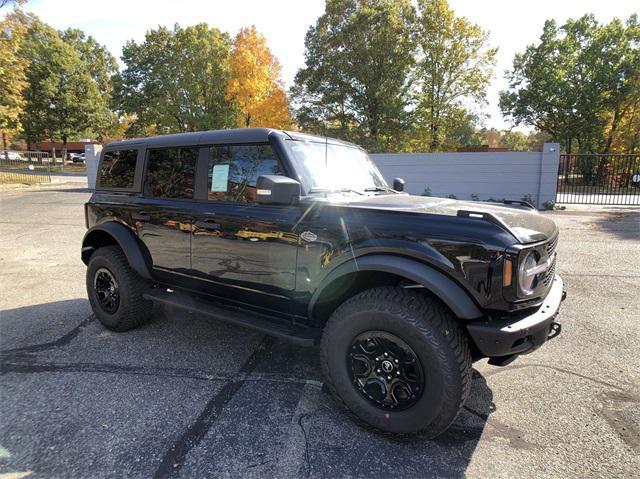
[
  {"left": 86, "top": 245, "right": 154, "bottom": 331},
  {"left": 320, "top": 286, "right": 472, "bottom": 438}
]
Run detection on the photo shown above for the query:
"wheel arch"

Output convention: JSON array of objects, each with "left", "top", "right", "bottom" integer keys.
[
  {"left": 309, "top": 255, "right": 483, "bottom": 324},
  {"left": 81, "top": 222, "right": 153, "bottom": 280}
]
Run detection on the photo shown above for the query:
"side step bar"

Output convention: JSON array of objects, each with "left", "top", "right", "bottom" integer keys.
[{"left": 143, "top": 288, "right": 319, "bottom": 347}]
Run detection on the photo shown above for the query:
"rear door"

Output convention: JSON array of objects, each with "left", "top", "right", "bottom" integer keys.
[
  {"left": 133, "top": 146, "right": 199, "bottom": 279},
  {"left": 189, "top": 143, "right": 302, "bottom": 316}
]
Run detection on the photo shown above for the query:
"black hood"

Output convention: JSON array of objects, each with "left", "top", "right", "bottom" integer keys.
[{"left": 338, "top": 194, "right": 558, "bottom": 244}]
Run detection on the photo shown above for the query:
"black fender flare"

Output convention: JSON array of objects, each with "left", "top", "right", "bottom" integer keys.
[
  {"left": 309, "top": 254, "right": 483, "bottom": 320},
  {"left": 81, "top": 222, "right": 153, "bottom": 280}
]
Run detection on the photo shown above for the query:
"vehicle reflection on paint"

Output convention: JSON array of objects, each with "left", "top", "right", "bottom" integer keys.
[
  {"left": 163, "top": 219, "right": 194, "bottom": 233},
  {"left": 235, "top": 228, "right": 300, "bottom": 244}
]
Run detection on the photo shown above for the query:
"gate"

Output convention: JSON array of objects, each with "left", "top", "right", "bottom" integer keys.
[
  {"left": 557, "top": 154, "right": 640, "bottom": 205},
  {"left": 0, "top": 151, "right": 52, "bottom": 184}
]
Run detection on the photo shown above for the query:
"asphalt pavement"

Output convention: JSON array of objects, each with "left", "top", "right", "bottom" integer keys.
[{"left": 0, "top": 184, "right": 638, "bottom": 479}]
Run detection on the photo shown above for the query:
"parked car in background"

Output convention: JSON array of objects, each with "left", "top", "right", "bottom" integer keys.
[
  {"left": 2, "top": 151, "right": 25, "bottom": 161},
  {"left": 68, "top": 152, "right": 86, "bottom": 163}
]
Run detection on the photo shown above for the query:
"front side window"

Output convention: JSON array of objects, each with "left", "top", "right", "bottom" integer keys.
[
  {"left": 144, "top": 147, "right": 198, "bottom": 199},
  {"left": 99, "top": 149, "right": 138, "bottom": 189},
  {"left": 207, "top": 144, "right": 284, "bottom": 203}
]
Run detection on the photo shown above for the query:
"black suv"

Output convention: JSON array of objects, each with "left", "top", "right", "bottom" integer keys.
[{"left": 82, "top": 128, "right": 565, "bottom": 438}]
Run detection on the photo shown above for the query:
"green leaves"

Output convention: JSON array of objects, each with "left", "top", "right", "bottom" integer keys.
[
  {"left": 291, "top": 0, "right": 416, "bottom": 152},
  {"left": 115, "top": 24, "right": 236, "bottom": 135},
  {"left": 0, "top": 10, "right": 28, "bottom": 135},
  {"left": 500, "top": 14, "right": 640, "bottom": 154},
  {"left": 291, "top": 0, "right": 495, "bottom": 152},
  {"left": 413, "top": 0, "right": 496, "bottom": 151},
  {"left": 18, "top": 17, "right": 113, "bottom": 146}
]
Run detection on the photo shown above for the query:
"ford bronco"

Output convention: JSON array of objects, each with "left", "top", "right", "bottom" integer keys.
[{"left": 82, "top": 128, "right": 565, "bottom": 438}]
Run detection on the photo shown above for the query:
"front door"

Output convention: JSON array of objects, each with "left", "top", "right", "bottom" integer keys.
[
  {"left": 190, "top": 143, "right": 302, "bottom": 317},
  {"left": 134, "top": 146, "right": 199, "bottom": 279}
]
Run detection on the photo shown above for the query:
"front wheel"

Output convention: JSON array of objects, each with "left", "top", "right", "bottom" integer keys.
[{"left": 320, "top": 287, "right": 472, "bottom": 438}]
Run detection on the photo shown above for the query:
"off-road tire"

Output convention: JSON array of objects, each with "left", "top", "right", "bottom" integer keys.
[
  {"left": 320, "top": 286, "right": 472, "bottom": 439},
  {"left": 86, "top": 245, "right": 154, "bottom": 331}
]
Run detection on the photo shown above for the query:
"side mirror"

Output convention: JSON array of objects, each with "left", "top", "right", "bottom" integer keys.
[
  {"left": 393, "top": 177, "right": 405, "bottom": 192},
  {"left": 256, "top": 175, "right": 301, "bottom": 205}
]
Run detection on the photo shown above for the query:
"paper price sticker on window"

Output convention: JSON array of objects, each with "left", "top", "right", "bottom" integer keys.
[{"left": 211, "top": 164, "right": 229, "bottom": 192}]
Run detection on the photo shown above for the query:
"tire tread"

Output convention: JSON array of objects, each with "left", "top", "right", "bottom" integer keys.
[
  {"left": 87, "top": 245, "right": 153, "bottom": 331},
  {"left": 320, "top": 286, "right": 472, "bottom": 439}
]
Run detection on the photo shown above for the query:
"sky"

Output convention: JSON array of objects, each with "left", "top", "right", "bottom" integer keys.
[{"left": 19, "top": 0, "right": 640, "bottom": 131}]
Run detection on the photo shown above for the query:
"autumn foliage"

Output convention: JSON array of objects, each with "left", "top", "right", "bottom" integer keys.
[{"left": 226, "top": 26, "right": 290, "bottom": 129}]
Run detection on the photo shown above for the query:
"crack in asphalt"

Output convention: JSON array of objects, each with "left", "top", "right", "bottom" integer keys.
[
  {"left": 0, "top": 359, "right": 314, "bottom": 387},
  {"left": 0, "top": 315, "right": 94, "bottom": 357},
  {"left": 297, "top": 411, "right": 314, "bottom": 477},
  {"left": 153, "top": 335, "right": 275, "bottom": 479},
  {"left": 482, "top": 362, "right": 628, "bottom": 390}
]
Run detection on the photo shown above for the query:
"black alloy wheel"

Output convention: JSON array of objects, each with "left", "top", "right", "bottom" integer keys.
[
  {"left": 94, "top": 267, "right": 120, "bottom": 314},
  {"left": 347, "top": 331, "right": 424, "bottom": 411}
]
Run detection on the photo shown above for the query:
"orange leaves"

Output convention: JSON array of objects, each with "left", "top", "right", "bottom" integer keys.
[{"left": 226, "top": 26, "right": 290, "bottom": 129}]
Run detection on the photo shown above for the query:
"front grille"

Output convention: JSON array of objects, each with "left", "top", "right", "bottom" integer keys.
[
  {"left": 543, "top": 255, "right": 556, "bottom": 286},
  {"left": 541, "top": 233, "right": 559, "bottom": 287},
  {"left": 546, "top": 234, "right": 558, "bottom": 256}
]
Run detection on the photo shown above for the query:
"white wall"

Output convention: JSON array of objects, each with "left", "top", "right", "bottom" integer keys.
[
  {"left": 371, "top": 143, "right": 560, "bottom": 208},
  {"left": 85, "top": 144, "right": 102, "bottom": 190}
]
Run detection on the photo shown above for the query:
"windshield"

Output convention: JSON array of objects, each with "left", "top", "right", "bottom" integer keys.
[{"left": 287, "top": 140, "right": 388, "bottom": 192}]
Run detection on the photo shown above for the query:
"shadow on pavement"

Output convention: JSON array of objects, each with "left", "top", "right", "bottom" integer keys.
[
  {"left": 593, "top": 211, "right": 640, "bottom": 241},
  {"left": 0, "top": 299, "right": 495, "bottom": 478}
]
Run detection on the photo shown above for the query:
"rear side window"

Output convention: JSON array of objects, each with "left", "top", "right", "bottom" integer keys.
[
  {"left": 99, "top": 149, "right": 138, "bottom": 189},
  {"left": 207, "top": 144, "right": 284, "bottom": 203},
  {"left": 144, "top": 147, "right": 198, "bottom": 199}
]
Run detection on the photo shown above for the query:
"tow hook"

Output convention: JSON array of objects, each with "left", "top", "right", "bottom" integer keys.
[{"left": 548, "top": 321, "right": 561, "bottom": 340}]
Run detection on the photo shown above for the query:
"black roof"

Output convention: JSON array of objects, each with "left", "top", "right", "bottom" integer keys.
[{"left": 103, "top": 128, "right": 359, "bottom": 150}]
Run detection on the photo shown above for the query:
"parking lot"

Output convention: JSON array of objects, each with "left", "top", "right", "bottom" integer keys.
[{"left": 0, "top": 184, "right": 638, "bottom": 479}]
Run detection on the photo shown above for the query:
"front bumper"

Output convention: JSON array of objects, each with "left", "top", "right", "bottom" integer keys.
[{"left": 466, "top": 275, "right": 565, "bottom": 359}]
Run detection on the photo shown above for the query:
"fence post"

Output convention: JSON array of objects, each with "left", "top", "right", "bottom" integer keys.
[
  {"left": 538, "top": 143, "right": 560, "bottom": 208},
  {"left": 85, "top": 144, "right": 102, "bottom": 190}
]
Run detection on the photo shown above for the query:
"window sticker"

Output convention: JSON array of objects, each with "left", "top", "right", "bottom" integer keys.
[{"left": 211, "top": 164, "right": 229, "bottom": 192}]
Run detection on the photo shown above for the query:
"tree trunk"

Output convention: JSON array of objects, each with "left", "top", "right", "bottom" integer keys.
[
  {"left": 595, "top": 108, "right": 622, "bottom": 187},
  {"left": 2, "top": 131, "right": 8, "bottom": 162},
  {"left": 61, "top": 135, "right": 67, "bottom": 172}
]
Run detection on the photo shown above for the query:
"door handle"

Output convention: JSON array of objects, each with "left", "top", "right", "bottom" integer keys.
[{"left": 132, "top": 212, "right": 151, "bottom": 221}]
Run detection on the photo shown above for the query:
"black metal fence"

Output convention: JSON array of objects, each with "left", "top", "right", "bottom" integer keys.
[
  {"left": 0, "top": 151, "right": 52, "bottom": 184},
  {"left": 557, "top": 154, "right": 640, "bottom": 205}
]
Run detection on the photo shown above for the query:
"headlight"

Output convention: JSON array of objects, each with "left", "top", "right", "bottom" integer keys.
[{"left": 518, "top": 250, "right": 542, "bottom": 295}]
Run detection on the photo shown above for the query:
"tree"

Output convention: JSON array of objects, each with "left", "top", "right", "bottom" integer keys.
[
  {"left": 226, "top": 26, "right": 290, "bottom": 129},
  {"left": 291, "top": 0, "right": 415, "bottom": 151},
  {"left": 19, "top": 18, "right": 111, "bottom": 159},
  {"left": 500, "top": 131, "right": 529, "bottom": 151},
  {"left": 413, "top": 0, "right": 497, "bottom": 151},
  {"left": 60, "top": 28, "right": 118, "bottom": 96},
  {"left": 116, "top": 23, "right": 235, "bottom": 135},
  {"left": 0, "top": 9, "right": 29, "bottom": 158},
  {"left": 500, "top": 14, "right": 640, "bottom": 155}
]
